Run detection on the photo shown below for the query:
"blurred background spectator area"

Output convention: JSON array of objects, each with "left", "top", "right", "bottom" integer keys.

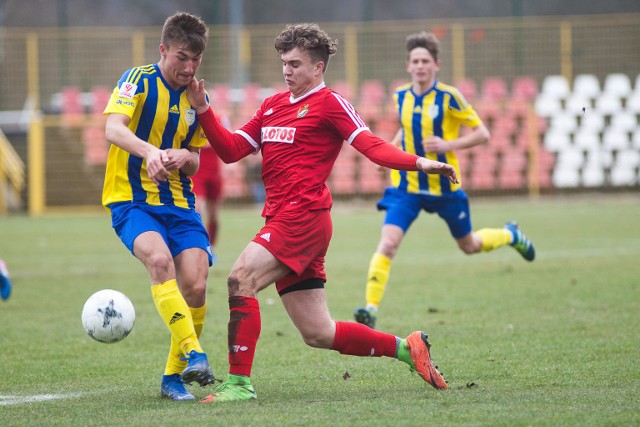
[{"left": 1, "top": 13, "right": 639, "bottom": 213}]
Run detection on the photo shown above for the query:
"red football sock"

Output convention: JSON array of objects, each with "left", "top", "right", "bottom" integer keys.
[
  {"left": 331, "top": 321, "right": 397, "bottom": 357},
  {"left": 227, "top": 296, "right": 261, "bottom": 377}
]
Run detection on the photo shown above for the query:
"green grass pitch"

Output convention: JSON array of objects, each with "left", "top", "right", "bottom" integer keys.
[{"left": 0, "top": 194, "right": 638, "bottom": 426}]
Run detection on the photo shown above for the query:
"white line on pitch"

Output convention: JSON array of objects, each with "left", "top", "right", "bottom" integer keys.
[{"left": 0, "top": 393, "right": 83, "bottom": 406}]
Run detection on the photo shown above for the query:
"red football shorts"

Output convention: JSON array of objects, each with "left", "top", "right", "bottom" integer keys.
[
  {"left": 252, "top": 207, "right": 332, "bottom": 293},
  {"left": 191, "top": 172, "right": 222, "bottom": 201}
]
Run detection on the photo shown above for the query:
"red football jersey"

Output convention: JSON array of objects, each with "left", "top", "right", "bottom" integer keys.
[{"left": 237, "top": 83, "right": 368, "bottom": 216}]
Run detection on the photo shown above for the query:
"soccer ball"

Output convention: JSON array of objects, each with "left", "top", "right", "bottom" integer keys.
[{"left": 81, "top": 289, "right": 135, "bottom": 344}]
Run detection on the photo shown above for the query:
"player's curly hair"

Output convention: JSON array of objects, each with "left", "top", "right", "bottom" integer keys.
[
  {"left": 161, "top": 12, "right": 209, "bottom": 54},
  {"left": 406, "top": 31, "right": 439, "bottom": 61},
  {"left": 275, "top": 23, "right": 338, "bottom": 73}
]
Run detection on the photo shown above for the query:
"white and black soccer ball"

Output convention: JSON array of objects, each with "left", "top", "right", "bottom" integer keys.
[{"left": 81, "top": 289, "right": 135, "bottom": 343}]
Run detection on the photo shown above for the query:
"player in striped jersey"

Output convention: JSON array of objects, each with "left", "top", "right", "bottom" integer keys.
[
  {"left": 102, "top": 12, "right": 214, "bottom": 401},
  {"left": 354, "top": 31, "right": 535, "bottom": 330}
]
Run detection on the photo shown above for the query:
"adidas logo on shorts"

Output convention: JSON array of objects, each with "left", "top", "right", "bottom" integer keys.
[{"left": 260, "top": 232, "right": 271, "bottom": 242}]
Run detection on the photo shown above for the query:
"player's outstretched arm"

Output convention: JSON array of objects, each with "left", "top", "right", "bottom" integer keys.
[
  {"left": 352, "top": 130, "right": 458, "bottom": 184},
  {"left": 187, "top": 78, "right": 255, "bottom": 164}
]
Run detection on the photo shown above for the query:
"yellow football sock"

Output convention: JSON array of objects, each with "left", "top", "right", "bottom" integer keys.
[
  {"left": 164, "top": 304, "right": 207, "bottom": 376},
  {"left": 476, "top": 228, "right": 512, "bottom": 252},
  {"left": 365, "top": 253, "right": 392, "bottom": 308},
  {"left": 151, "top": 279, "right": 202, "bottom": 357}
]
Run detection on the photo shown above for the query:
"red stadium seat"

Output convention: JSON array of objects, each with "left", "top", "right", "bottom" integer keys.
[
  {"left": 469, "top": 146, "right": 498, "bottom": 190},
  {"left": 358, "top": 157, "right": 388, "bottom": 195},
  {"left": 481, "top": 77, "right": 508, "bottom": 101},
  {"left": 330, "top": 143, "right": 357, "bottom": 195},
  {"left": 498, "top": 147, "right": 527, "bottom": 189},
  {"left": 358, "top": 80, "right": 387, "bottom": 121},
  {"left": 82, "top": 124, "right": 108, "bottom": 165},
  {"left": 454, "top": 78, "right": 478, "bottom": 100},
  {"left": 220, "top": 162, "right": 247, "bottom": 198},
  {"left": 90, "top": 86, "right": 112, "bottom": 116},
  {"left": 61, "top": 86, "right": 84, "bottom": 126},
  {"left": 331, "top": 80, "right": 355, "bottom": 100},
  {"left": 511, "top": 76, "right": 539, "bottom": 101}
]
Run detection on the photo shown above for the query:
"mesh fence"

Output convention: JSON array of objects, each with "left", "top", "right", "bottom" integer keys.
[{"left": 0, "top": 14, "right": 638, "bottom": 210}]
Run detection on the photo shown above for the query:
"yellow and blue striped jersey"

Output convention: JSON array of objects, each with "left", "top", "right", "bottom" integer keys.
[
  {"left": 390, "top": 81, "right": 482, "bottom": 196},
  {"left": 102, "top": 64, "right": 207, "bottom": 210}
]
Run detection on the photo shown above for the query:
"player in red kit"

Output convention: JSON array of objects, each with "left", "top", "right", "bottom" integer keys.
[{"left": 188, "top": 23, "right": 456, "bottom": 403}]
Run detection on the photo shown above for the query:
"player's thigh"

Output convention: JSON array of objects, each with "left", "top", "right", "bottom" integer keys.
[
  {"left": 174, "top": 248, "right": 209, "bottom": 288},
  {"left": 229, "top": 241, "right": 291, "bottom": 296},
  {"left": 281, "top": 288, "right": 335, "bottom": 348},
  {"left": 382, "top": 194, "right": 422, "bottom": 233},
  {"left": 435, "top": 195, "right": 473, "bottom": 239},
  {"left": 133, "top": 231, "right": 175, "bottom": 281}
]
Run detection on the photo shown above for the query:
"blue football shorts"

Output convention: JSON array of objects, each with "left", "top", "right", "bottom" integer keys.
[
  {"left": 109, "top": 202, "right": 213, "bottom": 266},
  {"left": 377, "top": 187, "right": 473, "bottom": 239}
]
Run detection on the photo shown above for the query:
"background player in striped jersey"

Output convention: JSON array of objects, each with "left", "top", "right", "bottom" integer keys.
[
  {"left": 188, "top": 23, "right": 456, "bottom": 403},
  {"left": 102, "top": 12, "right": 214, "bottom": 401},
  {"left": 354, "top": 31, "right": 536, "bottom": 330}
]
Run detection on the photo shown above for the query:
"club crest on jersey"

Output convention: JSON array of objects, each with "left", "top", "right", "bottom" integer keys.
[
  {"left": 118, "top": 82, "right": 137, "bottom": 99},
  {"left": 185, "top": 108, "right": 196, "bottom": 126},
  {"left": 427, "top": 104, "right": 440, "bottom": 119},
  {"left": 297, "top": 104, "right": 310, "bottom": 118},
  {"left": 262, "top": 127, "right": 296, "bottom": 144}
]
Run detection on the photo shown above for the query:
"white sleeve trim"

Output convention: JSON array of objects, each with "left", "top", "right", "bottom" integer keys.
[
  {"left": 346, "top": 127, "right": 370, "bottom": 144},
  {"left": 236, "top": 129, "right": 260, "bottom": 153}
]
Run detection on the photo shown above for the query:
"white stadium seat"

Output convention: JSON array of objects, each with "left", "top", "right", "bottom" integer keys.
[
  {"left": 610, "top": 111, "right": 638, "bottom": 133},
  {"left": 579, "top": 111, "right": 605, "bottom": 133},
  {"left": 602, "top": 128, "right": 630, "bottom": 151},
  {"left": 565, "top": 93, "right": 592, "bottom": 115},
  {"left": 573, "top": 129, "right": 601, "bottom": 151},
  {"left": 541, "top": 75, "right": 571, "bottom": 99},
  {"left": 603, "top": 73, "right": 632, "bottom": 98},
  {"left": 632, "top": 129, "right": 640, "bottom": 150},
  {"left": 595, "top": 94, "right": 622, "bottom": 116},
  {"left": 548, "top": 111, "right": 578, "bottom": 134},
  {"left": 585, "top": 148, "right": 613, "bottom": 168},
  {"left": 625, "top": 92, "right": 640, "bottom": 113},
  {"left": 543, "top": 129, "right": 572, "bottom": 152},
  {"left": 534, "top": 94, "right": 563, "bottom": 117},
  {"left": 573, "top": 74, "right": 601, "bottom": 99},
  {"left": 610, "top": 149, "right": 640, "bottom": 186},
  {"left": 581, "top": 161, "right": 606, "bottom": 187}
]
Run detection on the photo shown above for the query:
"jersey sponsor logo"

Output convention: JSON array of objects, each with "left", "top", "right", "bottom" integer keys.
[
  {"left": 115, "top": 99, "right": 135, "bottom": 107},
  {"left": 118, "top": 82, "right": 137, "bottom": 99},
  {"left": 297, "top": 103, "right": 310, "bottom": 118},
  {"left": 260, "top": 232, "right": 271, "bottom": 242},
  {"left": 169, "top": 104, "right": 180, "bottom": 115},
  {"left": 261, "top": 127, "right": 295, "bottom": 144},
  {"left": 185, "top": 108, "right": 196, "bottom": 125}
]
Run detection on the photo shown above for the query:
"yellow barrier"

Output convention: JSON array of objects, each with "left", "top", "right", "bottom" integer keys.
[{"left": 0, "top": 129, "right": 26, "bottom": 215}]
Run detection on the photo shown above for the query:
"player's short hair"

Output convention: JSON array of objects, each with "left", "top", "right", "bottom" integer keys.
[
  {"left": 161, "top": 12, "right": 209, "bottom": 54},
  {"left": 274, "top": 23, "right": 338, "bottom": 73},
  {"left": 406, "top": 31, "right": 439, "bottom": 61}
]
